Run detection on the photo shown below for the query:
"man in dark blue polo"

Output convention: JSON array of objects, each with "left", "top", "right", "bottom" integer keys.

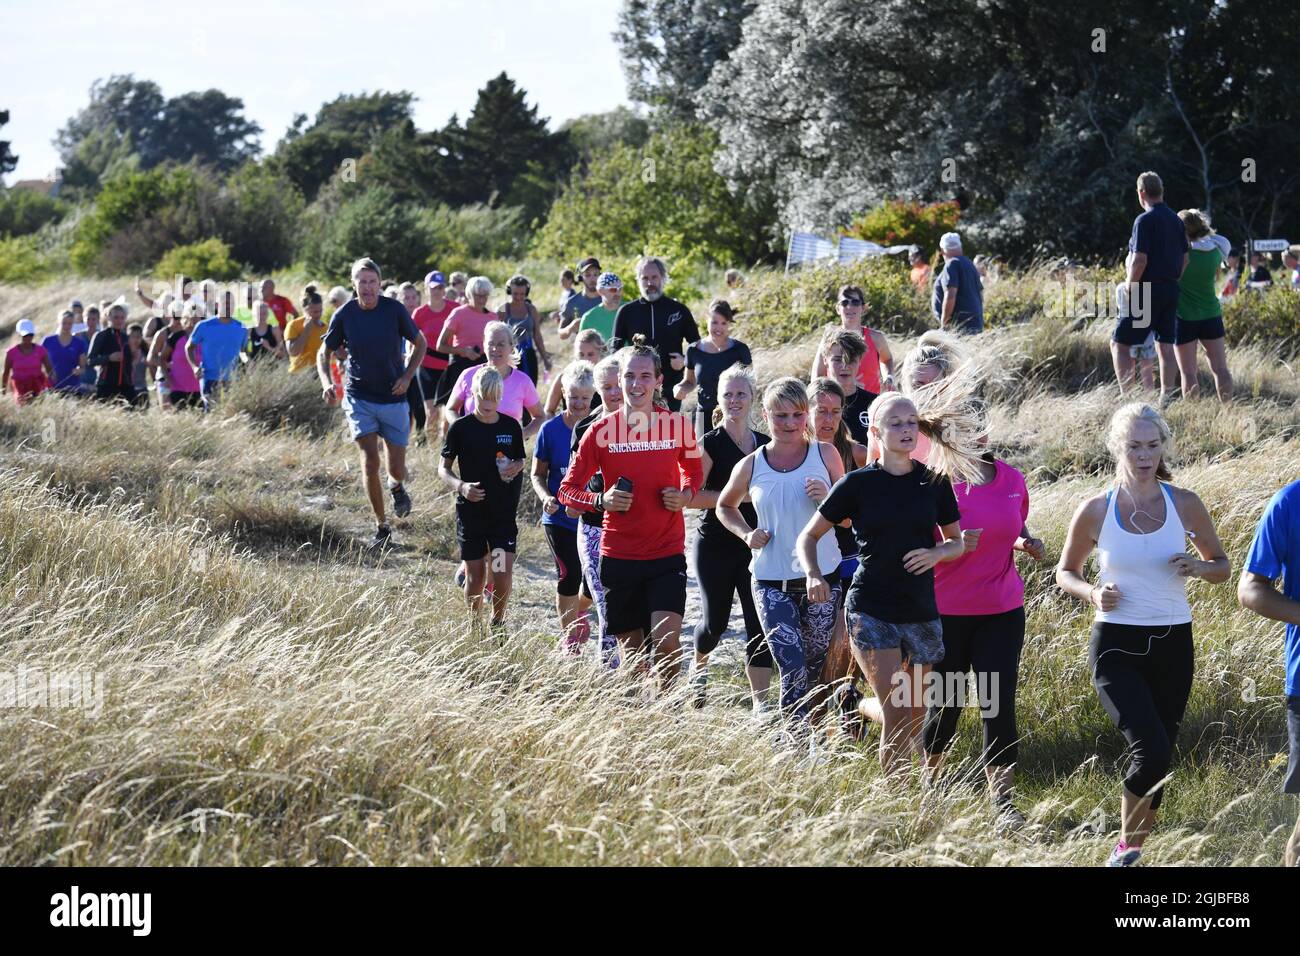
[
  {"left": 318, "top": 257, "right": 427, "bottom": 550},
  {"left": 1114, "top": 171, "right": 1188, "bottom": 402},
  {"left": 933, "top": 232, "right": 984, "bottom": 334}
]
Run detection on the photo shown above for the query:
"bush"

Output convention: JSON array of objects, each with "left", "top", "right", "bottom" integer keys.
[
  {"left": 841, "top": 200, "right": 962, "bottom": 257},
  {"left": 299, "top": 184, "right": 433, "bottom": 284},
  {"left": 0, "top": 236, "right": 51, "bottom": 284},
  {"left": 1223, "top": 284, "right": 1300, "bottom": 347},
  {"left": 0, "top": 188, "right": 69, "bottom": 238},
  {"left": 155, "top": 238, "right": 240, "bottom": 282},
  {"left": 729, "top": 259, "right": 926, "bottom": 347}
]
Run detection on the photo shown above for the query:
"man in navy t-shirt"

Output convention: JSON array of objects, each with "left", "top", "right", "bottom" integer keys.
[
  {"left": 1238, "top": 478, "right": 1300, "bottom": 866},
  {"left": 1113, "top": 171, "right": 1188, "bottom": 400},
  {"left": 319, "top": 256, "right": 427, "bottom": 549},
  {"left": 933, "top": 232, "right": 983, "bottom": 334}
]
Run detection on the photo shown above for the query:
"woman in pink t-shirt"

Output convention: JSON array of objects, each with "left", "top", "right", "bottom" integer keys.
[
  {"left": 433, "top": 275, "right": 495, "bottom": 408},
  {"left": 922, "top": 450, "right": 1046, "bottom": 827},
  {"left": 3, "top": 320, "right": 54, "bottom": 405},
  {"left": 446, "top": 320, "right": 545, "bottom": 437}
]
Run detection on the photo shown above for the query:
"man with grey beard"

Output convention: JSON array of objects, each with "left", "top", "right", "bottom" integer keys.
[{"left": 610, "top": 256, "right": 700, "bottom": 413}]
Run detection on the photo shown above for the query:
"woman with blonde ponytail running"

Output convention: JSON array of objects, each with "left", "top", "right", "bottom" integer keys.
[
  {"left": 1056, "top": 403, "right": 1229, "bottom": 866},
  {"left": 799, "top": 365, "right": 987, "bottom": 774}
]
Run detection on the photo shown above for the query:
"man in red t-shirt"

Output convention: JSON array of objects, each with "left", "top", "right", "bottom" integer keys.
[
  {"left": 411, "top": 270, "right": 456, "bottom": 442},
  {"left": 259, "top": 278, "right": 299, "bottom": 328},
  {"left": 559, "top": 342, "right": 702, "bottom": 689}
]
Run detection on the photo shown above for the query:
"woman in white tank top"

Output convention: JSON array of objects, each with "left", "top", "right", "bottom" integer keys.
[
  {"left": 1057, "top": 403, "right": 1229, "bottom": 868},
  {"left": 718, "top": 378, "right": 843, "bottom": 751}
]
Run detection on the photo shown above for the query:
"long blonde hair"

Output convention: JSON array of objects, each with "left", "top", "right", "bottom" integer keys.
[{"left": 873, "top": 361, "right": 988, "bottom": 486}]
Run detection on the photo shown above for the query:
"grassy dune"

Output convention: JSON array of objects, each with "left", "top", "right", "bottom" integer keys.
[{"left": 1, "top": 279, "right": 1298, "bottom": 865}]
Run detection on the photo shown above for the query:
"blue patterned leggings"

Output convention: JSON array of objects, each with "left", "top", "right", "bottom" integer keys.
[{"left": 753, "top": 580, "right": 841, "bottom": 721}]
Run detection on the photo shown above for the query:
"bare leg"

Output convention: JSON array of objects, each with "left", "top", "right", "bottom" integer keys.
[
  {"left": 1174, "top": 341, "right": 1200, "bottom": 399},
  {"left": 649, "top": 610, "right": 683, "bottom": 692},
  {"left": 357, "top": 434, "right": 386, "bottom": 526},
  {"left": 490, "top": 550, "right": 515, "bottom": 624},
  {"left": 384, "top": 439, "right": 407, "bottom": 486},
  {"left": 1286, "top": 810, "right": 1300, "bottom": 867},
  {"left": 1121, "top": 786, "right": 1157, "bottom": 848},
  {"left": 1156, "top": 341, "right": 1177, "bottom": 401},
  {"left": 1111, "top": 341, "right": 1135, "bottom": 394},
  {"left": 1202, "top": 337, "right": 1234, "bottom": 402}
]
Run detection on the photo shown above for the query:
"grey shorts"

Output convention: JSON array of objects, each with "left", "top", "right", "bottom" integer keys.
[{"left": 848, "top": 611, "right": 945, "bottom": 665}]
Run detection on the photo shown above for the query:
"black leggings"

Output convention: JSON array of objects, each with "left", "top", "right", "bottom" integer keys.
[
  {"left": 1089, "top": 620, "right": 1194, "bottom": 810},
  {"left": 922, "top": 607, "right": 1025, "bottom": 767},
  {"left": 692, "top": 532, "right": 772, "bottom": 668},
  {"left": 406, "top": 367, "right": 426, "bottom": 433},
  {"left": 544, "top": 524, "right": 582, "bottom": 597}
]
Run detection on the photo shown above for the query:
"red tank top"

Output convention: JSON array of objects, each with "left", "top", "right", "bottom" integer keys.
[{"left": 856, "top": 328, "right": 881, "bottom": 393}]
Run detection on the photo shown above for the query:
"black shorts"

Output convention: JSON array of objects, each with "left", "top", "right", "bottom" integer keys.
[
  {"left": 457, "top": 517, "right": 518, "bottom": 562},
  {"left": 1113, "top": 281, "right": 1178, "bottom": 345},
  {"left": 1286, "top": 696, "right": 1300, "bottom": 795},
  {"left": 599, "top": 553, "right": 687, "bottom": 635},
  {"left": 1174, "top": 315, "right": 1225, "bottom": 345},
  {"left": 543, "top": 523, "right": 583, "bottom": 597},
  {"left": 417, "top": 366, "right": 444, "bottom": 403},
  {"left": 436, "top": 356, "right": 483, "bottom": 406}
]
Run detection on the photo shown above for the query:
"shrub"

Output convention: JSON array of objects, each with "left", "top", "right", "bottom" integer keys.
[
  {"left": 1223, "top": 284, "right": 1300, "bottom": 347},
  {"left": 0, "top": 188, "right": 69, "bottom": 238},
  {"left": 155, "top": 238, "right": 240, "bottom": 282},
  {"left": 841, "top": 200, "right": 962, "bottom": 257},
  {"left": 729, "top": 259, "right": 926, "bottom": 347},
  {"left": 216, "top": 356, "right": 342, "bottom": 438},
  {"left": 0, "top": 236, "right": 51, "bottom": 284}
]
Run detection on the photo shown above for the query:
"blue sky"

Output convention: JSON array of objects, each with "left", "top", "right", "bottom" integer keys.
[{"left": 1, "top": 0, "right": 632, "bottom": 183}]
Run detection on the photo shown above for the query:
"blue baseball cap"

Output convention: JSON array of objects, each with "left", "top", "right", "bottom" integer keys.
[
  {"left": 597, "top": 271, "right": 621, "bottom": 290},
  {"left": 425, "top": 270, "right": 447, "bottom": 286}
]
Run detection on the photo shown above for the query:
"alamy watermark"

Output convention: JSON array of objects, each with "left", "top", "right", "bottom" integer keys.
[{"left": 0, "top": 666, "right": 104, "bottom": 717}]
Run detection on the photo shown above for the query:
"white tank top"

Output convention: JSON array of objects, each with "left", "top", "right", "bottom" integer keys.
[
  {"left": 1095, "top": 482, "right": 1192, "bottom": 626},
  {"left": 749, "top": 443, "right": 841, "bottom": 581}
]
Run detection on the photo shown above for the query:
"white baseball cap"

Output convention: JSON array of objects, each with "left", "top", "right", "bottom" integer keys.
[
  {"left": 939, "top": 232, "right": 962, "bottom": 251},
  {"left": 16, "top": 319, "right": 37, "bottom": 337}
]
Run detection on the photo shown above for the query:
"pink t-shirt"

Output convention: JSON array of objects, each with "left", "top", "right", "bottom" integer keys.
[
  {"left": 412, "top": 302, "right": 454, "bottom": 370},
  {"left": 7, "top": 343, "right": 49, "bottom": 402},
  {"left": 933, "top": 459, "right": 1030, "bottom": 616},
  {"left": 445, "top": 305, "right": 493, "bottom": 352},
  {"left": 169, "top": 332, "right": 200, "bottom": 392},
  {"left": 452, "top": 364, "right": 540, "bottom": 422}
]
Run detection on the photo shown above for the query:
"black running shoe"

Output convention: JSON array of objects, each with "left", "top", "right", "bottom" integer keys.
[
  {"left": 368, "top": 524, "right": 393, "bottom": 551},
  {"left": 390, "top": 483, "right": 412, "bottom": 518}
]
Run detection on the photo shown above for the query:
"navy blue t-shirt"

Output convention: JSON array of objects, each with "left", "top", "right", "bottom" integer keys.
[
  {"left": 1129, "top": 202, "right": 1189, "bottom": 283},
  {"left": 323, "top": 297, "right": 420, "bottom": 404},
  {"left": 934, "top": 255, "right": 984, "bottom": 332}
]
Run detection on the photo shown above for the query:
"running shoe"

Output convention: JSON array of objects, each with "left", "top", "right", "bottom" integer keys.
[
  {"left": 993, "top": 798, "right": 1028, "bottom": 834},
  {"left": 390, "top": 483, "right": 412, "bottom": 518},
  {"left": 368, "top": 524, "right": 393, "bottom": 552},
  {"left": 1105, "top": 842, "right": 1142, "bottom": 867}
]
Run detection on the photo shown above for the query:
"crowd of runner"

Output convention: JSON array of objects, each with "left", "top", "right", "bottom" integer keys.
[{"left": 3, "top": 171, "right": 1299, "bottom": 867}]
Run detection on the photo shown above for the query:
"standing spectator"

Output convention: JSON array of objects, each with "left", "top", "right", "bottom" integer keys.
[
  {"left": 284, "top": 285, "right": 328, "bottom": 376},
  {"left": 1113, "top": 171, "right": 1188, "bottom": 402},
  {"left": 557, "top": 257, "right": 603, "bottom": 340},
  {"left": 259, "top": 278, "right": 299, "bottom": 328},
  {"left": 3, "top": 319, "right": 53, "bottom": 405},
  {"left": 498, "top": 274, "right": 551, "bottom": 384},
  {"left": 434, "top": 276, "right": 495, "bottom": 409},
  {"left": 186, "top": 301, "right": 249, "bottom": 413},
  {"left": 1248, "top": 252, "right": 1274, "bottom": 288},
  {"left": 611, "top": 256, "right": 701, "bottom": 413},
  {"left": 909, "top": 249, "right": 932, "bottom": 294},
  {"left": 1237, "top": 478, "right": 1300, "bottom": 867},
  {"left": 1174, "top": 209, "right": 1233, "bottom": 402},
  {"left": 89, "top": 304, "right": 136, "bottom": 406},
  {"left": 42, "top": 310, "right": 88, "bottom": 394},
  {"left": 725, "top": 268, "right": 745, "bottom": 289},
  {"left": 1283, "top": 250, "right": 1300, "bottom": 290},
  {"left": 674, "top": 299, "right": 753, "bottom": 439},
  {"left": 411, "top": 271, "right": 455, "bottom": 440},
  {"left": 577, "top": 272, "right": 623, "bottom": 342},
  {"left": 317, "top": 257, "right": 427, "bottom": 551},
  {"left": 933, "top": 232, "right": 984, "bottom": 334}
]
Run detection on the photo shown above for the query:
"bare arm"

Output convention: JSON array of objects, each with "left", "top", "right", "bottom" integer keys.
[
  {"left": 531, "top": 306, "right": 551, "bottom": 368},
  {"left": 1127, "top": 252, "right": 1148, "bottom": 284},
  {"left": 810, "top": 344, "right": 827, "bottom": 381},
  {"left": 1238, "top": 572, "right": 1300, "bottom": 626},
  {"left": 873, "top": 330, "right": 896, "bottom": 387},
  {"left": 1173, "top": 489, "right": 1231, "bottom": 584},
  {"left": 285, "top": 323, "right": 307, "bottom": 357},
  {"left": 544, "top": 373, "right": 564, "bottom": 417},
  {"left": 522, "top": 401, "right": 545, "bottom": 440},
  {"left": 1056, "top": 496, "right": 1110, "bottom": 608},
  {"left": 672, "top": 366, "right": 696, "bottom": 401},
  {"left": 716, "top": 455, "right": 762, "bottom": 545},
  {"left": 686, "top": 447, "right": 717, "bottom": 509},
  {"left": 941, "top": 287, "right": 958, "bottom": 327}
]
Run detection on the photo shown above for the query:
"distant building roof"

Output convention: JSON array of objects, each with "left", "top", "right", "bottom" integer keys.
[{"left": 11, "top": 175, "right": 62, "bottom": 198}]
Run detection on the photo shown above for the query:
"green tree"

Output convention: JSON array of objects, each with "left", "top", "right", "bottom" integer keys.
[
  {"left": 152, "top": 90, "right": 262, "bottom": 172},
  {"left": 300, "top": 184, "right": 433, "bottom": 283},
  {"left": 533, "top": 123, "right": 778, "bottom": 268},
  {"left": 216, "top": 163, "right": 305, "bottom": 271},
  {"left": 1, "top": 109, "right": 17, "bottom": 177}
]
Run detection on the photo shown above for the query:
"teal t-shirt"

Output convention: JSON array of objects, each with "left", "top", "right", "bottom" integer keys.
[{"left": 578, "top": 304, "right": 617, "bottom": 342}]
